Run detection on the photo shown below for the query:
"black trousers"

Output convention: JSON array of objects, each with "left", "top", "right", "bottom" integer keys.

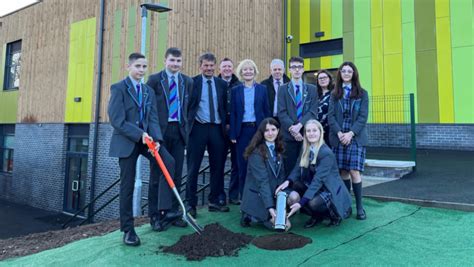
[
  {"left": 186, "top": 121, "right": 226, "bottom": 207},
  {"left": 156, "top": 122, "right": 185, "bottom": 212},
  {"left": 118, "top": 142, "right": 175, "bottom": 232},
  {"left": 226, "top": 141, "right": 239, "bottom": 201},
  {"left": 283, "top": 140, "right": 302, "bottom": 177}
]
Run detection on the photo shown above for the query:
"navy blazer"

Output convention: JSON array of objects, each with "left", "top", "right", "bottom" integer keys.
[
  {"left": 187, "top": 75, "right": 228, "bottom": 135},
  {"left": 288, "top": 144, "right": 352, "bottom": 219},
  {"left": 327, "top": 89, "right": 369, "bottom": 147},
  {"left": 108, "top": 77, "right": 162, "bottom": 158},
  {"left": 146, "top": 70, "right": 193, "bottom": 144},
  {"left": 229, "top": 83, "right": 270, "bottom": 140}
]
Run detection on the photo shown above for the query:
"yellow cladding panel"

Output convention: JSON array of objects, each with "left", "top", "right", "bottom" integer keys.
[
  {"left": 300, "top": 0, "right": 310, "bottom": 43},
  {"left": 320, "top": 0, "right": 332, "bottom": 69},
  {"left": 435, "top": 1, "right": 454, "bottom": 123},
  {"left": 371, "top": 0, "right": 383, "bottom": 28},
  {"left": 383, "top": 0, "right": 402, "bottom": 55}
]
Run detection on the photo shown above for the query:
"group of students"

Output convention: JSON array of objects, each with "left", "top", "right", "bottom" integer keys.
[{"left": 107, "top": 47, "right": 368, "bottom": 246}]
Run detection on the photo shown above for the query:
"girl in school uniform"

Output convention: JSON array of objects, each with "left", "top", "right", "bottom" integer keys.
[
  {"left": 240, "top": 118, "right": 286, "bottom": 230},
  {"left": 276, "top": 120, "right": 352, "bottom": 228},
  {"left": 328, "top": 62, "right": 369, "bottom": 220}
]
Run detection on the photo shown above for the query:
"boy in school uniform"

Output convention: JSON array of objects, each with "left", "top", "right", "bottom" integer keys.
[
  {"left": 146, "top": 47, "right": 193, "bottom": 227},
  {"left": 108, "top": 53, "right": 178, "bottom": 246}
]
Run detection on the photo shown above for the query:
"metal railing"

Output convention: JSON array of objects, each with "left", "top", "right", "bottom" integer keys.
[
  {"left": 63, "top": 156, "right": 232, "bottom": 228},
  {"left": 367, "top": 93, "right": 416, "bottom": 167}
]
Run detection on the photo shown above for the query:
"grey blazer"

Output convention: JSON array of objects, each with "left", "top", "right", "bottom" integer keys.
[
  {"left": 288, "top": 144, "right": 352, "bottom": 219},
  {"left": 277, "top": 82, "right": 319, "bottom": 141},
  {"left": 146, "top": 70, "right": 193, "bottom": 144},
  {"left": 108, "top": 77, "right": 162, "bottom": 158},
  {"left": 327, "top": 90, "right": 369, "bottom": 147},
  {"left": 241, "top": 147, "right": 286, "bottom": 221}
]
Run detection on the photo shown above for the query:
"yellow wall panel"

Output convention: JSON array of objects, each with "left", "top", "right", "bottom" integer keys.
[
  {"left": 383, "top": 0, "right": 402, "bottom": 55},
  {"left": 435, "top": 1, "right": 454, "bottom": 123},
  {"left": 371, "top": 0, "right": 383, "bottom": 28},
  {"left": 371, "top": 28, "right": 384, "bottom": 97}
]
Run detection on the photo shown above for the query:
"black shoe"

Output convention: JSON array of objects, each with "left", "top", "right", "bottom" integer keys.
[
  {"left": 123, "top": 229, "right": 140, "bottom": 246},
  {"left": 229, "top": 199, "right": 241, "bottom": 205},
  {"left": 172, "top": 218, "right": 188, "bottom": 228},
  {"left": 356, "top": 209, "right": 367, "bottom": 220},
  {"left": 304, "top": 217, "right": 322, "bottom": 228},
  {"left": 150, "top": 217, "right": 166, "bottom": 232},
  {"left": 240, "top": 213, "right": 251, "bottom": 227},
  {"left": 187, "top": 206, "right": 197, "bottom": 218},
  {"left": 208, "top": 203, "right": 230, "bottom": 212}
]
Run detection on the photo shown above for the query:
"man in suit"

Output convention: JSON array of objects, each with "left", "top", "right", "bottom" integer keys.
[
  {"left": 278, "top": 56, "right": 319, "bottom": 176},
  {"left": 186, "top": 52, "right": 230, "bottom": 216},
  {"left": 146, "top": 47, "right": 193, "bottom": 228},
  {"left": 218, "top": 57, "right": 241, "bottom": 205},
  {"left": 260, "top": 58, "right": 290, "bottom": 121},
  {"left": 108, "top": 53, "right": 178, "bottom": 246}
]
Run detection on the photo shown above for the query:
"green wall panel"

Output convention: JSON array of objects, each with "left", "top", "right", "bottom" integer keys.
[
  {"left": 309, "top": 0, "right": 321, "bottom": 71},
  {"left": 343, "top": 0, "right": 354, "bottom": 62},
  {"left": 290, "top": 0, "right": 300, "bottom": 63},
  {"left": 452, "top": 47, "right": 474, "bottom": 123},
  {"left": 450, "top": 0, "right": 471, "bottom": 48},
  {"left": 125, "top": 6, "right": 137, "bottom": 76},
  {"left": 415, "top": 51, "right": 439, "bottom": 123},
  {"left": 353, "top": 0, "right": 371, "bottom": 58},
  {"left": 0, "top": 44, "right": 5, "bottom": 90},
  {"left": 415, "top": 0, "right": 438, "bottom": 123},
  {"left": 0, "top": 91, "right": 18, "bottom": 123},
  {"left": 111, "top": 10, "right": 122, "bottom": 84},
  {"left": 65, "top": 18, "right": 96, "bottom": 123}
]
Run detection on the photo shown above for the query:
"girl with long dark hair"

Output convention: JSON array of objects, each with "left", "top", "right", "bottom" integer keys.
[
  {"left": 240, "top": 118, "right": 287, "bottom": 230},
  {"left": 328, "top": 61, "right": 369, "bottom": 220},
  {"left": 315, "top": 69, "right": 334, "bottom": 146}
]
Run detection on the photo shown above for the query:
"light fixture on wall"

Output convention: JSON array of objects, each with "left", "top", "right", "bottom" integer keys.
[{"left": 74, "top": 97, "right": 82, "bottom": 102}]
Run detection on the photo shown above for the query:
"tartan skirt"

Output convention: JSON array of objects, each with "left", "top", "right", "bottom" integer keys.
[{"left": 333, "top": 140, "right": 366, "bottom": 171}]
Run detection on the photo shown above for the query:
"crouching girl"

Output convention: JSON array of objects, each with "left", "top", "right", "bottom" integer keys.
[
  {"left": 276, "top": 120, "right": 352, "bottom": 228},
  {"left": 240, "top": 118, "right": 287, "bottom": 230}
]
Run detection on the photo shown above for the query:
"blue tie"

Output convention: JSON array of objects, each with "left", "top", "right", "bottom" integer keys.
[
  {"left": 169, "top": 76, "right": 179, "bottom": 121},
  {"left": 136, "top": 83, "right": 143, "bottom": 123},
  {"left": 269, "top": 144, "right": 277, "bottom": 162},
  {"left": 295, "top": 84, "right": 303, "bottom": 121}
]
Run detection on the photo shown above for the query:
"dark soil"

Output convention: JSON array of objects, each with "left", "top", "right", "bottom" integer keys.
[
  {"left": 160, "top": 223, "right": 253, "bottom": 261},
  {"left": 252, "top": 233, "right": 312, "bottom": 250},
  {"left": 0, "top": 217, "right": 148, "bottom": 261}
]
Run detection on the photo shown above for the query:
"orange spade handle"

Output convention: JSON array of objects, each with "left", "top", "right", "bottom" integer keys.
[{"left": 144, "top": 137, "right": 176, "bottom": 189}]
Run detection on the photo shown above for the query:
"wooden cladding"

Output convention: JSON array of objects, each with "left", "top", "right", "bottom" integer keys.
[{"left": 0, "top": 0, "right": 283, "bottom": 123}]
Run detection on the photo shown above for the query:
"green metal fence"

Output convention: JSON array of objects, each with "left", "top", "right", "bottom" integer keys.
[{"left": 367, "top": 93, "right": 416, "bottom": 168}]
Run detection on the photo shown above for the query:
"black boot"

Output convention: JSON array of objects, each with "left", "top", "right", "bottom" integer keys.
[
  {"left": 352, "top": 182, "right": 366, "bottom": 220},
  {"left": 343, "top": 179, "right": 352, "bottom": 193}
]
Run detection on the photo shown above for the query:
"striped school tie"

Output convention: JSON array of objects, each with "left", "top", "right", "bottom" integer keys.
[
  {"left": 295, "top": 84, "right": 303, "bottom": 121},
  {"left": 169, "top": 76, "right": 179, "bottom": 121}
]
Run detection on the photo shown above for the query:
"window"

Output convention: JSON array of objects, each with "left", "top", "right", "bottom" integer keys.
[
  {"left": 3, "top": 40, "right": 22, "bottom": 90},
  {"left": 0, "top": 125, "right": 15, "bottom": 173}
]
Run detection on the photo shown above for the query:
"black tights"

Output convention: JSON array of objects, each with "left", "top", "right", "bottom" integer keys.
[{"left": 307, "top": 195, "right": 329, "bottom": 218}]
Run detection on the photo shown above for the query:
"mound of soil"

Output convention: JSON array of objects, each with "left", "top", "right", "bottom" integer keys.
[
  {"left": 0, "top": 217, "right": 148, "bottom": 261},
  {"left": 252, "top": 233, "right": 312, "bottom": 250},
  {"left": 160, "top": 223, "right": 253, "bottom": 261}
]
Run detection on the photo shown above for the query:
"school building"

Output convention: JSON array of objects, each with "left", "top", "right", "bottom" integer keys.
[{"left": 0, "top": 0, "right": 472, "bottom": 220}]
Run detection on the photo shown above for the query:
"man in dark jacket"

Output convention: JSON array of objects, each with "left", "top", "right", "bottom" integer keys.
[
  {"left": 218, "top": 57, "right": 241, "bottom": 204},
  {"left": 260, "top": 59, "right": 290, "bottom": 121}
]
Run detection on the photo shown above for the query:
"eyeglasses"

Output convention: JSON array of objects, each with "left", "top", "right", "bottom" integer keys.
[
  {"left": 341, "top": 70, "right": 353, "bottom": 74},
  {"left": 289, "top": 65, "right": 304, "bottom": 70},
  {"left": 318, "top": 76, "right": 329, "bottom": 81}
]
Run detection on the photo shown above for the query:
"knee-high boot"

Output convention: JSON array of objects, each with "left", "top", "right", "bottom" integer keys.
[{"left": 352, "top": 182, "right": 366, "bottom": 220}]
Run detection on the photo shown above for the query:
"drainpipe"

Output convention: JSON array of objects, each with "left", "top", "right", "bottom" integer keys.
[{"left": 88, "top": 0, "right": 105, "bottom": 223}]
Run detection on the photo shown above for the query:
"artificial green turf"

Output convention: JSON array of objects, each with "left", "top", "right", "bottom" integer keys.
[{"left": 3, "top": 199, "right": 474, "bottom": 266}]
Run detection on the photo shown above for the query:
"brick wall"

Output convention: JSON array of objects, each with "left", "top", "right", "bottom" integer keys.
[
  {"left": 2, "top": 123, "right": 67, "bottom": 211},
  {"left": 368, "top": 124, "right": 474, "bottom": 151}
]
